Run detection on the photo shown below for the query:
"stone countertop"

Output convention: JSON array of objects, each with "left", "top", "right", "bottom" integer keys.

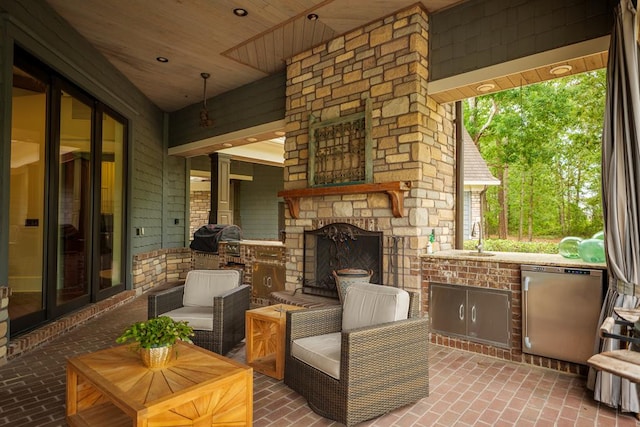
[
  {"left": 421, "top": 249, "right": 607, "bottom": 270},
  {"left": 237, "top": 240, "right": 284, "bottom": 247}
]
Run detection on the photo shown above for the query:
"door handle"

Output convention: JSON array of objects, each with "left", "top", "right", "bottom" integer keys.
[
  {"left": 523, "top": 276, "right": 530, "bottom": 348},
  {"left": 458, "top": 304, "right": 464, "bottom": 321}
]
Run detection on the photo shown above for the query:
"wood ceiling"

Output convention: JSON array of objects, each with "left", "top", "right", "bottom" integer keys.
[
  {"left": 45, "top": 0, "right": 609, "bottom": 161},
  {"left": 45, "top": 0, "right": 463, "bottom": 112},
  {"left": 429, "top": 51, "right": 608, "bottom": 104}
]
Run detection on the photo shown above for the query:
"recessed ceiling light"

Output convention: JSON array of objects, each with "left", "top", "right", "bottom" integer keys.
[
  {"left": 476, "top": 83, "right": 495, "bottom": 93},
  {"left": 156, "top": 56, "right": 169, "bottom": 63},
  {"left": 275, "top": 131, "right": 285, "bottom": 136},
  {"left": 246, "top": 137, "right": 258, "bottom": 142},
  {"left": 549, "top": 65, "right": 572, "bottom": 75},
  {"left": 307, "top": 13, "right": 319, "bottom": 21},
  {"left": 233, "top": 8, "right": 248, "bottom": 17},
  {"left": 222, "top": 142, "right": 233, "bottom": 148}
]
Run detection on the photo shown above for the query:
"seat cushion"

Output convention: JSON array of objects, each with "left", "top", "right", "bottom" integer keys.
[
  {"left": 291, "top": 332, "right": 341, "bottom": 380},
  {"left": 183, "top": 269, "right": 240, "bottom": 307},
  {"left": 342, "top": 283, "right": 410, "bottom": 330},
  {"left": 163, "top": 306, "right": 213, "bottom": 331}
]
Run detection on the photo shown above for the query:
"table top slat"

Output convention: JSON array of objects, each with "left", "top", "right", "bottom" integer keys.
[
  {"left": 614, "top": 307, "right": 640, "bottom": 323},
  {"left": 588, "top": 350, "right": 640, "bottom": 383}
]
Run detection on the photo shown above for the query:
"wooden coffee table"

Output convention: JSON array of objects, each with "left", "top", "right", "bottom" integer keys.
[
  {"left": 66, "top": 341, "right": 252, "bottom": 426},
  {"left": 246, "top": 304, "right": 305, "bottom": 380}
]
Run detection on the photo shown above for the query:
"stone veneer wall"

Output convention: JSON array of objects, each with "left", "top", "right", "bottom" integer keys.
[
  {"left": 190, "top": 190, "right": 210, "bottom": 238},
  {"left": 132, "top": 247, "right": 192, "bottom": 293},
  {"left": 0, "top": 286, "right": 9, "bottom": 363},
  {"left": 422, "top": 257, "right": 587, "bottom": 375},
  {"left": 283, "top": 5, "right": 455, "bottom": 294}
]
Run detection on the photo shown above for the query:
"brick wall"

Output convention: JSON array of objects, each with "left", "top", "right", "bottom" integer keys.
[
  {"left": 283, "top": 5, "right": 455, "bottom": 294},
  {"left": 422, "top": 257, "right": 587, "bottom": 375}
]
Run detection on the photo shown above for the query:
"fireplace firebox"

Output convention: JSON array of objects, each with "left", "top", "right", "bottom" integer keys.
[{"left": 303, "top": 223, "right": 382, "bottom": 298}]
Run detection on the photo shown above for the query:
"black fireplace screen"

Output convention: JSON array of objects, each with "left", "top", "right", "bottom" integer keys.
[{"left": 303, "top": 223, "right": 382, "bottom": 298}]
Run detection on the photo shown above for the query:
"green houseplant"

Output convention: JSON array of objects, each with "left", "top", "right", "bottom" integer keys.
[{"left": 116, "top": 316, "right": 194, "bottom": 368}]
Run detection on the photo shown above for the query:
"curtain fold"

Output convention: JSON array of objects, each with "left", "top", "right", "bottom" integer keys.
[{"left": 588, "top": 0, "right": 640, "bottom": 412}]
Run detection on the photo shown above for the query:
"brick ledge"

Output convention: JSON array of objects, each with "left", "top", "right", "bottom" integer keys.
[{"left": 7, "top": 290, "right": 136, "bottom": 360}]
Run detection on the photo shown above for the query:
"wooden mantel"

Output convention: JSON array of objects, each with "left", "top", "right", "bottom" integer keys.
[{"left": 277, "top": 181, "right": 411, "bottom": 219}]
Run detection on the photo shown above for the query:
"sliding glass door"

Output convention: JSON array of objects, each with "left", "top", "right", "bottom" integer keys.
[
  {"left": 8, "top": 65, "right": 47, "bottom": 330},
  {"left": 56, "top": 89, "right": 93, "bottom": 307},
  {"left": 98, "top": 111, "right": 125, "bottom": 292},
  {"left": 8, "top": 48, "right": 127, "bottom": 335}
]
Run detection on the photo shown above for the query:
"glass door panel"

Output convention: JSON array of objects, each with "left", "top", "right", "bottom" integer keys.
[
  {"left": 8, "top": 66, "right": 47, "bottom": 325},
  {"left": 57, "top": 91, "right": 92, "bottom": 306},
  {"left": 99, "top": 113, "right": 124, "bottom": 289}
]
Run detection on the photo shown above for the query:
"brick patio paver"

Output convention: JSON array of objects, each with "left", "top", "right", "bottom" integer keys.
[{"left": 0, "top": 295, "right": 639, "bottom": 426}]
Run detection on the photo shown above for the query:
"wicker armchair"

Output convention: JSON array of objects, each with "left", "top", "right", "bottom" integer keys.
[
  {"left": 284, "top": 283, "right": 429, "bottom": 426},
  {"left": 148, "top": 269, "right": 250, "bottom": 355}
]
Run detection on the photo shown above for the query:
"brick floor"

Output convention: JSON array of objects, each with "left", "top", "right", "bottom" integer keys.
[{"left": 0, "top": 295, "right": 638, "bottom": 426}]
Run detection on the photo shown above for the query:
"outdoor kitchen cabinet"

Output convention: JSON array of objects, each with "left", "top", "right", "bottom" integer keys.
[
  {"left": 252, "top": 263, "right": 285, "bottom": 299},
  {"left": 430, "top": 283, "right": 511, "bottom": 348}
]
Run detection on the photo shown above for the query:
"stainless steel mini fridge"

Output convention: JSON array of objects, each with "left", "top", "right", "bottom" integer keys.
[{"left": 521, "top": 264, "right": 604, "bottom": 364}]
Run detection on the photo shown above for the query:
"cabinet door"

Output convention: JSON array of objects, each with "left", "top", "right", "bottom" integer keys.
[
  {"left": 467, "top": 288, "right": 510, "bottom": 347},
  {"left": 252, "top": 263, "right": 285, "bottom": 298},
  {"left": 430, "top": 283, "right": 467, "bottom": 336}
]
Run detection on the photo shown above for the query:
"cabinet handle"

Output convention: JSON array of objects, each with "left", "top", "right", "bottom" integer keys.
[
  {"left": 471, "top": 305, "right": 476, "bottom": 323},
  {"left": 265, "top": 276, "right": 272, "bottom": 288},
  {"left": 523, "top": 276, "right": 530, "bottom": 347},
  {"left": 458, "top": 304, "right": 464, "bottom": 321}
]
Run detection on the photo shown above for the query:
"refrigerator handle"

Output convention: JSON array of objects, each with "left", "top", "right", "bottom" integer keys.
[{"left": 523, "top": 276, "right": 531, "bottom": 349}]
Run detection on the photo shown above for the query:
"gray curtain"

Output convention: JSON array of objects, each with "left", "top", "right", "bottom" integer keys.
[{"left": 587, "top": 0, "right": 640, "bottom": 412}]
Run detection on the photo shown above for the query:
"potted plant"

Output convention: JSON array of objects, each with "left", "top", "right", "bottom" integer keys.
[{"left": 116, "top": 316, "right": 194, "bottom": 368}]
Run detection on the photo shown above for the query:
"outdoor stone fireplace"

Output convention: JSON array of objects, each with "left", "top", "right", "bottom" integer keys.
[
  {"left": 280, "top": 5, "right": 457, "bottom": 296},
  {"left": 303, "top": 222, "right": 382, "bottom": 298}
]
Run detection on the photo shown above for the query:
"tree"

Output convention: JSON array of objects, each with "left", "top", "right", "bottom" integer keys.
[{"left": 464, "top": 70, "right": 606, "bottom": 241}]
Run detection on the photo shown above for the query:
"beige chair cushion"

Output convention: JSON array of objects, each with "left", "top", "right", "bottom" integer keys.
[
  {"left": 291, "top": 332, "right": 341, "bottom": 379},
  {"left": 342, "top": 283, "right": 409, "bottom": 330},
  {"left": 182, "top": 269, "right": 240, "bottom": 307},
  {"left": 164, "top": 306, "right": 213, "bottom": 331}
]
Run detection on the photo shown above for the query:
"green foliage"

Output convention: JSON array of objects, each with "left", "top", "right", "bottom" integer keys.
[
  {"left": 465, "top": 69, "right": 606, "bottom": 241},
  {"left": 463, "top": 239, "right": 558, "bottom": 254},
  {"left": 115, "top": 316, "right": 194, "bottom": 349}
]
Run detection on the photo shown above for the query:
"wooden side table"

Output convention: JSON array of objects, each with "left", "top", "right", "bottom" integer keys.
[
  {"left": 245, "top": 303, "right": 305, "bottom": 379},
  {"left": 66, "top": 341, "right": 253, "bottom": 426}
]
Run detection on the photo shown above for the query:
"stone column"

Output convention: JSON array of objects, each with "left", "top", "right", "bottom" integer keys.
[{"left": 283, "top": 5, "right": 455, "bottom": 292}]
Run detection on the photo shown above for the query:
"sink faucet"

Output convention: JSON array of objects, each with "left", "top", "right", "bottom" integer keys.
[{"left": 471, "top": 220, "right": 483, "bottom": 253}]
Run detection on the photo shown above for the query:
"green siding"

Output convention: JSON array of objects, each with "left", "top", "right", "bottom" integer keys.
[
  {"left": 169, "top": 71, "right": 286, "bottom": 147},
  {"left": 430, "top": 0, "right": 612, "bottom": 81},
  {"left": 238, "top": 165, "right": 283, "bottom": 240}
]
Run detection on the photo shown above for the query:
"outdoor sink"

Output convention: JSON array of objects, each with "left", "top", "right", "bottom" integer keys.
[{"left": 466, "top": 252, "right": 496, "bottom": 257}]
